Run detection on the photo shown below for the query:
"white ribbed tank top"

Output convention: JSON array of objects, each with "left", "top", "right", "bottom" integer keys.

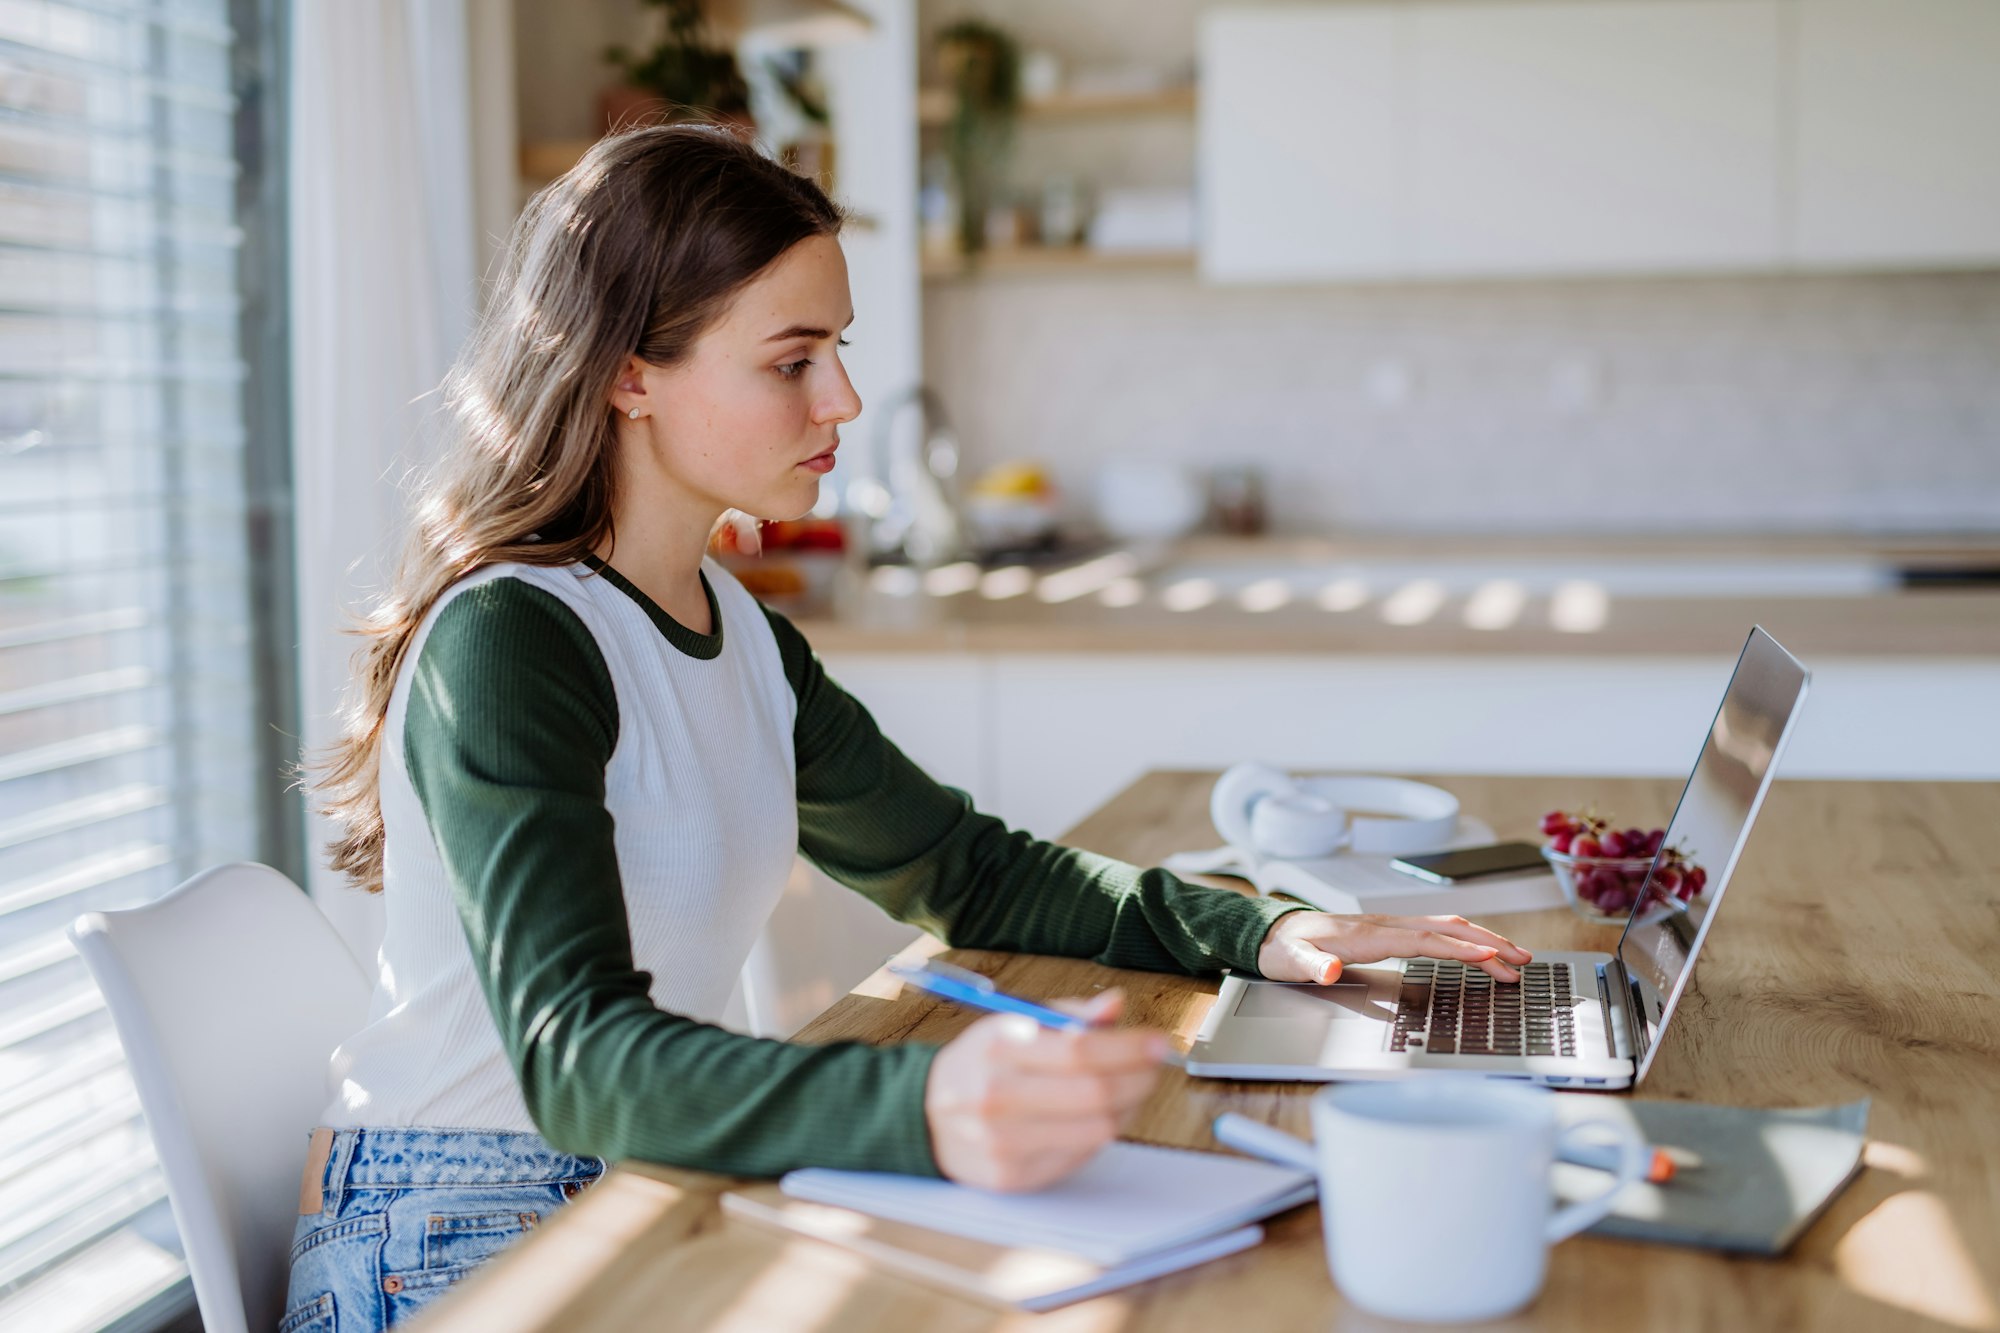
[{"left": 321, "top": 558, "right": 798, "bottom": 1133}]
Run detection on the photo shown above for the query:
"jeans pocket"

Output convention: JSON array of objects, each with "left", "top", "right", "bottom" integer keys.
[
  {"left": 420, "top": 1207, "right": 541, "bottom": 1272},
  {"left": 290, "top": 1212, "right": 387, "bottom": 1264},
  {"left": 286, "top": 1210, "right": 386, "bottom": 1332},
  {"left": 278, "top": 1291, "right": 335, "bottom": 1333}
]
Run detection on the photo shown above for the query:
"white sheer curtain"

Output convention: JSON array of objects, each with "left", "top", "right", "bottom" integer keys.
[{"left": 288, "top": 0, "right": 482, "bottom": 961}]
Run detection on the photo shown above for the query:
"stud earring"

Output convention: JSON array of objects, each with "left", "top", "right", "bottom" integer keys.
[{"left": 627, "top": 407, "right": 641, "bottom": 420}]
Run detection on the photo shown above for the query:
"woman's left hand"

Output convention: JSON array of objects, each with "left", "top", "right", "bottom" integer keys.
[{"left": 1256, "top": 911, "right": 1532, "bottom": 985}]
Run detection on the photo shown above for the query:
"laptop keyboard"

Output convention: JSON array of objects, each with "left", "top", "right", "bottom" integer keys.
[{"left": 1390, "top": 960, "right": 1577, "bottom": 1058}]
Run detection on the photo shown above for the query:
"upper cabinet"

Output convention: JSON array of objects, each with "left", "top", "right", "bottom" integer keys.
[
  {"left": 1201, "top": 0, "right": 2000, "bottom": 283},
  {"left": 1793, "top": 0, "right": 2000, "bottom": 268},
  {"left": 1409, "top": 2, "right": 1781, "bottom": 276},
  {"left": 1200, "top": 8, "right": 1402, "bottom": 281}
]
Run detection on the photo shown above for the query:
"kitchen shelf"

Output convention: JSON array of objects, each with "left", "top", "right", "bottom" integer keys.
[
  {"left": 525, "top": 87, "right": 1202, "bottom": 180},
  {"left": 922, "top": 246, "right": 1196, "bottom": 280},
  {"left": 916, "top": 85, "right": 1196, "bottom": 128},
  {"left": 515, "top": 140, "right": 877, "bottom": 232}
]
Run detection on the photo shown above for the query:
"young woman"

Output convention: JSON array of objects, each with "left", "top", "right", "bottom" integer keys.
[{"left": 290, "top": 125, "right": 1529, "bottom": 1332}]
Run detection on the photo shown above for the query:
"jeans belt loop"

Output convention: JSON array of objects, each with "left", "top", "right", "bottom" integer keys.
[{"left": 322, "top": 1128, "right": 360, "bottom": 1217}]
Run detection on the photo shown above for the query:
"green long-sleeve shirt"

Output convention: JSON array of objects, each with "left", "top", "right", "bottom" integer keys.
[{"left": 401, "top": 561, "right": 1300, "bottom": 1178}]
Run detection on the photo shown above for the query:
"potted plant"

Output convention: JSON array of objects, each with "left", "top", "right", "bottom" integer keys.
[
  {"left": 603, "top": 0, "right": 754, "bottom": 133},
  {"left": 936, "top": 19, "right": 1019, "bottom": 256}
]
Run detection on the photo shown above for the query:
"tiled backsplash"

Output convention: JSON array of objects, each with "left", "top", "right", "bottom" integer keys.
[{"left": 919, "top": 270, "right": 2000, "bottom": 534}]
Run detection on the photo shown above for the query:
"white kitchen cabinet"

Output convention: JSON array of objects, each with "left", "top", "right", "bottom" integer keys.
[
  {"left": 1793, "top": 0, "right": 2000, "bottom": 267},
  {"left": 1198, "top": 7, "right": 1405, "bottom": 282},
  {"left": 1200, "top": 1, "right": 1787, "bottom": 281},
  {"left": 1409, "top": 1, "right": 1783, "bottom": 275},
  {"left": 819, "top": 651, "right": 991, "bottom": 802},
  {"left": 1199, "top": 0, "right": 2000, "bottom": 282},
  {"left": 984, "top": 653, "right": 2000, "bottom": 842},
  {"left": 986, "top": 655, "right": 1736, "bottom": 839}
]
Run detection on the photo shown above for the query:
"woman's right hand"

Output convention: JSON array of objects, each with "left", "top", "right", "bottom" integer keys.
[{"left": 923, "top": 989, "right": 1168, "bottom": 1192}]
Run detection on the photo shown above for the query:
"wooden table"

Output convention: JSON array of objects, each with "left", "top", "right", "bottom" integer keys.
[{"left": 416, "top": 773, "right": 2000, "bottom": 1332}]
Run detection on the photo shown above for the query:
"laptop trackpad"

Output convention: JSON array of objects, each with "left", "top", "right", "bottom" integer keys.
[{"left": 1233, "top": 973, "right": 1398, "bottom": 1023}]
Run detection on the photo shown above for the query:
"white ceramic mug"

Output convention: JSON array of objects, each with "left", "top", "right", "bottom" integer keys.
[{"left": 1310, "top": 1081, "right": 1645, "bottom": 1323}]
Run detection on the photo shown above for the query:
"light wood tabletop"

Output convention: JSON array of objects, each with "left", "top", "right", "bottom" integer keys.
[{"left": 414, "top": 772, "right": 2000, "bottom": 1333}]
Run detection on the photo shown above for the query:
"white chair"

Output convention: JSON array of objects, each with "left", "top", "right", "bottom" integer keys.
[{"left": 67, "top": 863, "right": 372, "bottom": 1333}]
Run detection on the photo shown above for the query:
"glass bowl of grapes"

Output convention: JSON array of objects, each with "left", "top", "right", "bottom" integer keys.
[{"left": 1538, "top": 809, "right": 1709, "bottom": 924}]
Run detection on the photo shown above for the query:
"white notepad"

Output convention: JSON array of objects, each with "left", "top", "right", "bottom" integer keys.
[
  {"left": 724, "top": 1189, "right": 1266, "bottom": 1312},
  {"left": 778, "top": 1140, "right": 1318, "bottom": 1267}
]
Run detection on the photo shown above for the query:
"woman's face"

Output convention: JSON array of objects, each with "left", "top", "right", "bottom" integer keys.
[{"left": 617, "top": 233, "right": 862, "bottom": 523}]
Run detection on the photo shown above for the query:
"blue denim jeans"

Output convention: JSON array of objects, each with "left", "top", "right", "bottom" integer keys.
[{"left": 282, "top": 1128, "right": 606, "bottom": 1333}]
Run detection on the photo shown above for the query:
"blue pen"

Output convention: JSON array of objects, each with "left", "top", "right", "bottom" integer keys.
[
  {"left": 888, "top": 958, "right": 1189, "bottom": 1067},
  {"left": 886, "top": 957, "right": 1092, "bottom": 1030}
]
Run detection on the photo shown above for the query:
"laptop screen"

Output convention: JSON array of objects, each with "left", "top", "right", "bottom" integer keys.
[{"left": 1614, "top": 627, "right": 1810, "bottom": 1083}]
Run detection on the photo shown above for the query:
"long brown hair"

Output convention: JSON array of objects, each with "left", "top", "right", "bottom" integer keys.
[{"left": 314, "top": 124, "right": 843, "bottom": 891}]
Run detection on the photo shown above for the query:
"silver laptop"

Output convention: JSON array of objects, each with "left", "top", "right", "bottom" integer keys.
[{"left": 1186, "top": 626, "right": 1810, "bottom": 1090}]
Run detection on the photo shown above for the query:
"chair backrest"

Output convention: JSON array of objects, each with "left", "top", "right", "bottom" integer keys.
[{"left": 67, "top": 863, "right": 372, "bottom": 1333}]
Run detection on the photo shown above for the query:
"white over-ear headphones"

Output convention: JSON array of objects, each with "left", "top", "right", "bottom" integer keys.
[{"left": 1209, "top": 761, "right": 1461, "bottom": 861}]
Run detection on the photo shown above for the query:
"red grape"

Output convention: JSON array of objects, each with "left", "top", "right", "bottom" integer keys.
[
  {"left": 1600, "top": 830, "right": 1629, "bottom": 858},
  {"left": 1686, "top": 866, "right": 1708, "bottom": 894},
  {"left": 1596, "top": 887, "right": 1634, "bottom": 915},
  {"left": 1572, "top": 835, "right": 1603, "bottom": 859},
  {"left": 1541, "top": 811, "right": 1573, "bottom": 836},
  {"left": 1552, "top": 830, "right": 1575, "bottom": 854}
]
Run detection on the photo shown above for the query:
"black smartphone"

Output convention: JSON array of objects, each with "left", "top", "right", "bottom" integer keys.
[{"left": 1390, "top": 841, "right": 1549, "bottom": 884}]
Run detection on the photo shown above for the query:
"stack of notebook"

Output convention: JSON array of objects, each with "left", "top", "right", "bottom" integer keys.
[{"left": 722, "top": 1141, "right": 1317, "bottom": 1312}]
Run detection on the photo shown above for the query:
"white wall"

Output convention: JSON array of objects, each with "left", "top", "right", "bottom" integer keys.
[
  {"left": 511, "top": 0, "right": 659, "bottom": 140},
  {"left": 818, "top": 0, "right": 925, "bottom": 459},
  {"left": 925, "top": 269, "right": 2000, "bottom": 535}
]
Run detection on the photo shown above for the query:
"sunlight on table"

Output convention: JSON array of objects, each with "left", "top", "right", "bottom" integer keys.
[
  {"left": 1835, "top": 1142, "right": 1998, "bottom": 1331},
  {"left": 711, "top": 1238, "right": 869, "bottom": 1333}
]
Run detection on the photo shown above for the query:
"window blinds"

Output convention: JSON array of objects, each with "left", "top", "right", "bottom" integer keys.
[{"left": 0, "top": 1, "right": 259, "bottom": 1327}]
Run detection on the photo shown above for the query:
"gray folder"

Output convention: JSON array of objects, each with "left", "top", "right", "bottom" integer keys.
[{"left": 1552, "top": 1097, "right": 1870, "bottom": 1255}]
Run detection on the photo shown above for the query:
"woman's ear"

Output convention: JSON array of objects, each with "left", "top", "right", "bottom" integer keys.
[{"left": 609, "top": 356, "right": 651, "bottom": 420}]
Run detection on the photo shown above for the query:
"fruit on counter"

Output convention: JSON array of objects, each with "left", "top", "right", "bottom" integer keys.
[
  {"left": 964, "top": 461, "right": 1062, "bottom": 552},
  {"left": 970, "top": 460, "right": 1056, "bottom": 499},
  {"left": 760, "top": 518, "right": 846, "bottom": 552},
  {"left": 708, "top": 516, "right": 845, "bottom": 614},
  {"left": 709, "top": 517, "right": 847, "bottom": 556}
]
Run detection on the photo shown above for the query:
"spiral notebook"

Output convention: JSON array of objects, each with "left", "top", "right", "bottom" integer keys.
[{"left": 722, "top": 1141, "right": 1315, "bottom": 1311}]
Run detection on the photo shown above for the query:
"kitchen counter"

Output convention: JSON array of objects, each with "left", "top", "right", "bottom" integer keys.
[{"left": 786, "top": 535, "right": 2000, "bottom": 657}]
